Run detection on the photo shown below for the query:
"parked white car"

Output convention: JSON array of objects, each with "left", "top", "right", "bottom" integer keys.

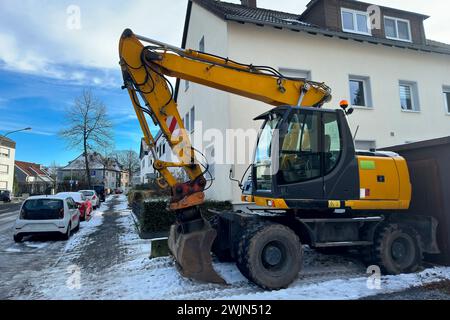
[
  {"left": 79, "top": 190, "right": 100, "bottom": 210},
  {"left": 13, "top": 195, "right": 80, "bottom": 243}
]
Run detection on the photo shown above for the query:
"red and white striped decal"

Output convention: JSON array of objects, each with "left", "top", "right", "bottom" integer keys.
[{"left": 166, "top": 116, "right": 181, "bottom": 141}]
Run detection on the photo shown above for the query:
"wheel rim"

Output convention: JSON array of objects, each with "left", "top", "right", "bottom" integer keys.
[
  {"left": 390, "top": 236, "right": 415, "bottom": 269},
  {"left": 261, "top": 241, "right": 286, "bottom": 271}
]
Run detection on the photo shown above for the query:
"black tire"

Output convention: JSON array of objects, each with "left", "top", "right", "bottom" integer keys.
[
  {"left": 236, "top": 223, "right": 303, "bottom": 290},
  {"left": 372, "top": 223, "right": 423, "bottom": 275},
  {"left": 62, "top": 223, "right": 71, "bottom": 240},
  {"left": 14, "top": 234, "right": 23, "bottom": 243},
  {"left": 210, "top": 215, "right": 234, "bottom": 262},
  {"left": 73, "top": 221, "right": 80, "bottom": 233}
]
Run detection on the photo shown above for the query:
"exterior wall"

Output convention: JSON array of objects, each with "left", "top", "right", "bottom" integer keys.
[
  {"left": 0, "top": 145, "right": 15, "bottom": 192},
  {"left": 223, "top": 22, "right": 450, "bottom": 201},
  {"left": 58, "top": 168, "right": 119, "bottom": 189},
  {"left": 177, "top": 2, "right": 231, "bottom": 200},
  {"left": 302, "top": 0, "right": 427, "bottom": 45},
  {"left": 140, "top": 154, "right": 154, "bottom": 183}
]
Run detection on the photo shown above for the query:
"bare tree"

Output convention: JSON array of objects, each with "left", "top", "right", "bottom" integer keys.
[
  {"left": 60, "top": 89, "right": 113, "bottom": 188},
  {"left": 114, "top": 149, "right": 140, "bottom": 179}
]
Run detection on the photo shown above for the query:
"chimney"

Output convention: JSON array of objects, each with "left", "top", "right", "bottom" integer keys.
[{"left": 241, "top": 0, "right": 257, "bottom": 8}]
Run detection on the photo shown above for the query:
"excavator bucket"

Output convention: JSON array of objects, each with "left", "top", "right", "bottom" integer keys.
[{"left": 168, "top": 219, "right": 226, "bottom": 284}]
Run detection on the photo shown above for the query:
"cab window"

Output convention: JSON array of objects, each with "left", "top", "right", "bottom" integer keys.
[
  {"left": 279, "top": 112, "right": 321, "bottom": 184},
  {"left": 323, "top": 113, "right": 342, "bottom": 174}
]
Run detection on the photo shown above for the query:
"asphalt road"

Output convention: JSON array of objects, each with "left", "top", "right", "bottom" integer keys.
[
  {"left": 0, "top": 202, "right": 21, "bottom": 216},
  {"left": 0, "top": 197, "right": 122, "bottom": 299}
]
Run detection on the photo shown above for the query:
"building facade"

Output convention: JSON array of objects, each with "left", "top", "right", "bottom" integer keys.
[
  {"left": 15, "top": 161, "right": 54, "bottom": 195},
  {"left": 139, "top": 133, "right": 174, "bottom": 184},
  {"left": 58, "top": 153, "right": 122, "bottom": 191},
  {"left": 0, "top": 137, "right": 16, "bottom": 193},
  {"left": 174, "top": 0, "right": 450, "bottom": 202}
]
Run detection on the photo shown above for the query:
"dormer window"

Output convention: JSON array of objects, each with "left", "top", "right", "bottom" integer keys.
[
  {"left": 341, "top": 8, "right": 371, "bottom": 36},
  {"left": 384, "top": 16, "right": 412, "bottom": 42}
]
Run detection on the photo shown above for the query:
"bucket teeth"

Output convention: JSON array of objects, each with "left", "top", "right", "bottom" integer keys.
[{"left": 168, "top": 220, "right": 226, "bottom": 284}]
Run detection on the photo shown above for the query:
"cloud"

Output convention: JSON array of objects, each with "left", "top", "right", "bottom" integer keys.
[
  {"left": 0, "top": 120, "right": 56, "bottom": 137},
  {"left": 0, "top": 0, "right": 187, "bottom": 83}
]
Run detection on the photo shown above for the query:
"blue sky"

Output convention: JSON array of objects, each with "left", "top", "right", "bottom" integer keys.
[{"left": 0, "top": 0, "right": 447, "bottom": 167}]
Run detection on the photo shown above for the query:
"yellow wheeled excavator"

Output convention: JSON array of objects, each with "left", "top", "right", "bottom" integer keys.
[{"left": 119, "top": 29, "right": 439, "bottom": 290}]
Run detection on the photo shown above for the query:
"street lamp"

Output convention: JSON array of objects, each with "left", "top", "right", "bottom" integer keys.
[{"left": 2, "top": 127, "right": 32, "bottom": 138}]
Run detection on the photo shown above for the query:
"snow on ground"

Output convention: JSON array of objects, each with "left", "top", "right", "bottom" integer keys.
[
  {"left": 63, "top": 203, "right": 105, "bottom": 253},
  {"left": 75, "top": 196, "right": 450, "bottom": 300},
  {"left": 17, "top": 195, "right": 450, "bottom": 300}
]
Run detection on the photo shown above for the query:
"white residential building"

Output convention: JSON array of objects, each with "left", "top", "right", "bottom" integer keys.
[
  {"left": 58, "top": 153, "right": 122, "bottom": 191},
  {"left": 172, "top": 0, "right": 450, "bottom": 202},
  {"left": 139, "top": 133, "right": 174, "bottom": 184},
  {"left": 0, "top": 137, "right": 16, "bottom": 193}
]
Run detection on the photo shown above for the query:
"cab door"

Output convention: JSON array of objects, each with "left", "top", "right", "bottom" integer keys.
[{"left": 275, "top": 109, "right": 324, "bottom": 200}]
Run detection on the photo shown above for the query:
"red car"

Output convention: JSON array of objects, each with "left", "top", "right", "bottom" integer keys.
[{"left": 57, "top": 192, "right": 92, "bottom": 221}]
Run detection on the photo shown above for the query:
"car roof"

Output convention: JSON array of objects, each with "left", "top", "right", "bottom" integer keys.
[
  {"left": 25, "top": 195, "right": 65, "bottom": 201},
  {"left": 79, "top": 190, "right": 95, "bottom": 192}
]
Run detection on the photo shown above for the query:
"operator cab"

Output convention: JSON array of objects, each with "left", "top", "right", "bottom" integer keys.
[{"left": 248, "top": 106, "right": 360, "bottom": 208}]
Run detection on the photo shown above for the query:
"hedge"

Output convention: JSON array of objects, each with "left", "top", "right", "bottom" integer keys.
[
  {"left": 138, "top": 199, "right": 233, "bottom": 234},
  {"left": 128, "top": 189, "right": 233, "bottom": 234}
]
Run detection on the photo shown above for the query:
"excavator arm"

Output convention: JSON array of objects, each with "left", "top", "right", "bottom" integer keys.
[{"left": 119, "top": 29, "right": 332, "bottom": 283}]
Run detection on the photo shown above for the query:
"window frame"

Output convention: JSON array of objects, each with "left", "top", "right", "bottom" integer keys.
[
  {"left": 384, "top": 16, "right": 412, "bottom": 42},
  {"left": 190, "top": 106, "right": 195, "bottom": 133},
  {"left": 185, "top": 112, "right": 190, "bottom": 132},
  {"left": 399, "top": 80, "right": 420, "bottom": 112},
  {"left": 0, "top": 147, "right": 10, "bottom": 158},
  {"left": 279, "top": 68, "right": 312, "bottom": 81},
  {"left": 443, "top": 86, "right": 450, "bottom": 115},
  {"left": 199, "top": 36, "right": 205, "bottom": 52},
  {"left": 341, "top": 8, "right": 372, "bottom": 36},
  {"left": 0, "top": 164, "right": 8, "bottom": 174},
  {"left": 0, "top": 181, "right": 8, "bottom": 190},
  {"left": 348, "top": 75, "right": 372, "bottom": 108}
]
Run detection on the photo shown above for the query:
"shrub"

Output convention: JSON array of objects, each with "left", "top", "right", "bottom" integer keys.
[{"left": 139, "top": 200, "right": 233, "bottom": 233}]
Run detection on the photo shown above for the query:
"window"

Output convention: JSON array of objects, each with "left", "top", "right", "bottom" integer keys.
[
  {"left": 0, "top": 164, "right": 8, "bottom": 174},
  {"left": 254, "top": 115, "right": 282, "bottom": 192},
  {"left": 323, "top": 113, "right": 342, "bottom": 174},
  {"left": 67, "top": 198, "right": 77, "bottom": 210},
  {"left": 91, "top": 170, "right": 96, "bottom": 177},
  {"left": 341, "top": 8, "right": 371, "bottom": 35},
  {"left": 355, "top": 140, "right": 377, "bottom": 151},
  {"left": 199, "top": 36, "right": 205, "bottom": 52},
  {"left": 279, "top": 111, "right": 321, "bottom": 185},
  {"left": 185, "top": 112, "right": 190, "bottom": 132},
  {"left": 443, "top": 86, "right": 450, "bottom": 114},
  {"left": 0, "top": 181, "right": 6, "bottom": 190},
  {"left": 279, "top": 68, "right": 311, "bottom": 81},
  {"left": 384, "top": 17, "right": 411, "bottom": 42},
  {"left": 185, "top": 80, "right": 189, "bottom": 91},
  {"left": 0, "top": 147, "right": 9, "bottom": 158},
  {"left": 349, "top": 76, "right": 372, "bottom": 107},
  {"left": 399, "top": 81, "right": 420, "bottom": 112},
  {"left": 190, "top": 106, "right": 195, "bottom": 133},
  {"left": 163, "top": 144, "right": 166, "bottom": 155}
]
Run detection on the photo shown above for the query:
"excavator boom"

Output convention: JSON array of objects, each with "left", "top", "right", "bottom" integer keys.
[{"left": 119, "top": 29, "right": 332, "bottom": 284}]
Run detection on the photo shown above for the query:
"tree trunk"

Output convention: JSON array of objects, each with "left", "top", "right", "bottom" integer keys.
[{"left": 84, "top": 140, "right": 92, "bottom": 189}]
